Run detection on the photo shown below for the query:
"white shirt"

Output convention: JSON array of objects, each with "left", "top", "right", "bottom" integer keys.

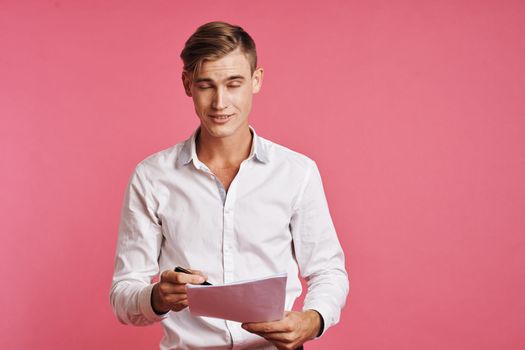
[{"left": 110, "top": 126, "right": 349, "bottom": 350}]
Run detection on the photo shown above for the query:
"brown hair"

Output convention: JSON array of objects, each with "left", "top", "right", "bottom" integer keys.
[{"left": 180, "top": 21, "right": 257, "bottom": 79}]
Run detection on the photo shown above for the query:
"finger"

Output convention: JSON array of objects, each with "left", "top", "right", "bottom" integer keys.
[
  {"left": 242, "top": 313, "right": 296, "bottom": 334},
  {"left": 186, "top": 268, "right": 208, "bottom": 281},
  {"left": 165, "top": 294, "right": 188, "bottom": 305},
  {"left": 242, "top": 319, "right": 288, "bottom": 334},
  {"left": 161, "top": 270, "right": 205, "bottom": 285},
  {"left": 258, "top": 331, "right": 296, "bottom": 343},
  {"left": 181, "top": 272, "right": 207, "bottom": 285},
  {"left": 160, "top": 270, "right": 180, "bottom": 284},
  {"left": 157, "top": 282, "right": 188, "bottom": 295},
  {"left": 252, "top": 331, "right": 298, "bottom": 350},
  {"left": 270, "top": 340, "right": 297, "bottom": 350},
  {"left": 171, "top": 298, "right": 189, "bottom": 312}
]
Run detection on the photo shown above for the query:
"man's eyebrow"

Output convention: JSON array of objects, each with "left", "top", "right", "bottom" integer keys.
[
  {"left": 226, "top": 75, "right": 246, "bottom": 81},
  {"left": 194, "top": 75, "right": 246, "bottom": 83},
  {"left": 194, "top": 77, "right": 213, "bottom": 83}
]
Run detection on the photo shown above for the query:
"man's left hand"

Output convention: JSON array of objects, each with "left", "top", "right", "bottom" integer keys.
[{"left": 241, "top": 310, "right": 321, "bottom": 350}]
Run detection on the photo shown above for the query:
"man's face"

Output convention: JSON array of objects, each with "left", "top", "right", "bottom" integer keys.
[{"left": 182, "top": 48, "right": 263, "bottom": 140}]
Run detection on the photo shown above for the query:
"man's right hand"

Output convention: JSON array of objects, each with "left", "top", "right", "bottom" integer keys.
[{"left": 151, "top": 269, "right": 207, "bottom": 314}]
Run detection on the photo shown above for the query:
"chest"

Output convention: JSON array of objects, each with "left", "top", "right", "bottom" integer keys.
[
  {"left": 210, "top": 166, "right": 240, "bottom": 192},
  {"left": 156, "top": 162, "right": 301, "bottom": 258}
]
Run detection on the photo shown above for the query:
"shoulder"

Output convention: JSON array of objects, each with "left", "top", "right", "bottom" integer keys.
[
  {"left": 260, "top": 135, "right": 317, "bottom": 172},
  {"left": 134, "top": 141, "right": 185, "bottom": 177}
]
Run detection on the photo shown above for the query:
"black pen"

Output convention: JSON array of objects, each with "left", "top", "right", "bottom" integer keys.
[{"left": 174, "top": 266, "right": 212, "bottom": 285}]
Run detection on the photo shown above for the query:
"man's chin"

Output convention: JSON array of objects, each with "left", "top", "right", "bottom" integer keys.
[
  {"left": 201, "top": 124, "right": 235, "bottom": 139},
  {"left": 199, "top": 117, "right": 250, "bottom": 140}
]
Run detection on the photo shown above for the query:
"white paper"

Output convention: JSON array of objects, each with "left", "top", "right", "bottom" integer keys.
[{"left": 186, "top": 273, "right": 287, "bottom": 323}]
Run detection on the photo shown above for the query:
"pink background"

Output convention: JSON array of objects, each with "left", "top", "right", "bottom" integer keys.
[{"left": 1, "top": 1, "right": 525, "bottom": 349}]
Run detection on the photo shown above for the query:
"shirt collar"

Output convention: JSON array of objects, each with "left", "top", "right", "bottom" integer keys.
[{"left": 176, "top": 125, "right": 269, "bottom": 168}]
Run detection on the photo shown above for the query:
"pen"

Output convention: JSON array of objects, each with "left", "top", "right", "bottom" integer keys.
[{"left": 174, "top": 266, "right": 212, "bottom": 285}]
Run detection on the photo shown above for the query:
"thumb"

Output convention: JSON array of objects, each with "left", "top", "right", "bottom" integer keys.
[{"left": 187, "top": 268, "right": 208, "bottom": 281}]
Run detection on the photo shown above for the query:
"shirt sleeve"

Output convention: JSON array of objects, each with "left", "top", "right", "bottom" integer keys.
[
  {"left": 290, "top": 160, "right": 350, "bottom": 336},
  {"left": 109, "top": 163, "right": 168, "bottom": 325}
]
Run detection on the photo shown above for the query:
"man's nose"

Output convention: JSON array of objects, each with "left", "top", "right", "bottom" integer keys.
[{"left": 211, "top": 88, "right": 228, "bottom": 110}]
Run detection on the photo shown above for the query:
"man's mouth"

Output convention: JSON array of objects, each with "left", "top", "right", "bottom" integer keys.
[{"left": 209, "top": 114, "right": 233, "bottom": 119}]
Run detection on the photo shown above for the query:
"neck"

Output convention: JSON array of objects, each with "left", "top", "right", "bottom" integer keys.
[{"left": 196, "top": 126, "right": 253, "bottom": 168}]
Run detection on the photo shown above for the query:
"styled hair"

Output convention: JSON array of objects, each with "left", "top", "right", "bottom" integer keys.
[{"left": 180, "top": 21, "right": 257, "bottom": 79}]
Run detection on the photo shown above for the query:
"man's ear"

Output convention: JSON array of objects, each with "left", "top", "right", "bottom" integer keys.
[
  {"left": 182, "top": 71, "right": 192, "bottom": 97},
  {"left": 252, "top": 67, "right": 264, "bottom": 94}
]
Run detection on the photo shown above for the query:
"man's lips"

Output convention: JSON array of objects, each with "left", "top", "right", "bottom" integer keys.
[
  {"left": 209, "top": 114, "right": 233, "bottom": 119},
  {"left": 208, "top": 114, "right": 234, "bottom": 124}
]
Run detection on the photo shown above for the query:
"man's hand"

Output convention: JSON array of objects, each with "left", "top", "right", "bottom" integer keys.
[
  {"left": 241, "top": 310, "right": 321, "bottom": 350},
  {"left": 151, "top": 268, "right": 207, "bottom": 314}
]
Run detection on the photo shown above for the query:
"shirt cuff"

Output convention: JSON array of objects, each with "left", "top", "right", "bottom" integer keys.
[{"left": 139, "top": 283, "right": 170, "bottom": 322}]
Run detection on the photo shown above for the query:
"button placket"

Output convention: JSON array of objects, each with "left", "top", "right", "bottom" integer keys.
[
  {"left": 223, "top": 203, "right": 235, "bottom": 283},
  {"left": 221, "top": 159, "right": 254, "bottom": 347},
  {"left": 222, "top": 178, "right": 239, "bottom": 345}
]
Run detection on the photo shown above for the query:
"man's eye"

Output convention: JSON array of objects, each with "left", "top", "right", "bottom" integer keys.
[
  {"left": 228, "top": 84, "right": 241, "bottom": 88},
  {"left": 197, "top": 85, "right": 212, "bottom": 89}
]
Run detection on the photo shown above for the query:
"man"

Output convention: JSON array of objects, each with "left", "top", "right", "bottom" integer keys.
[{"left": 110, "top": 21, "right": 349, "bottom": 350}]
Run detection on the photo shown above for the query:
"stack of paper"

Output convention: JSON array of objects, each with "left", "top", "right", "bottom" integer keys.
[{"left": 186, "top": 273, "right": 287, "bottom": 323}]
